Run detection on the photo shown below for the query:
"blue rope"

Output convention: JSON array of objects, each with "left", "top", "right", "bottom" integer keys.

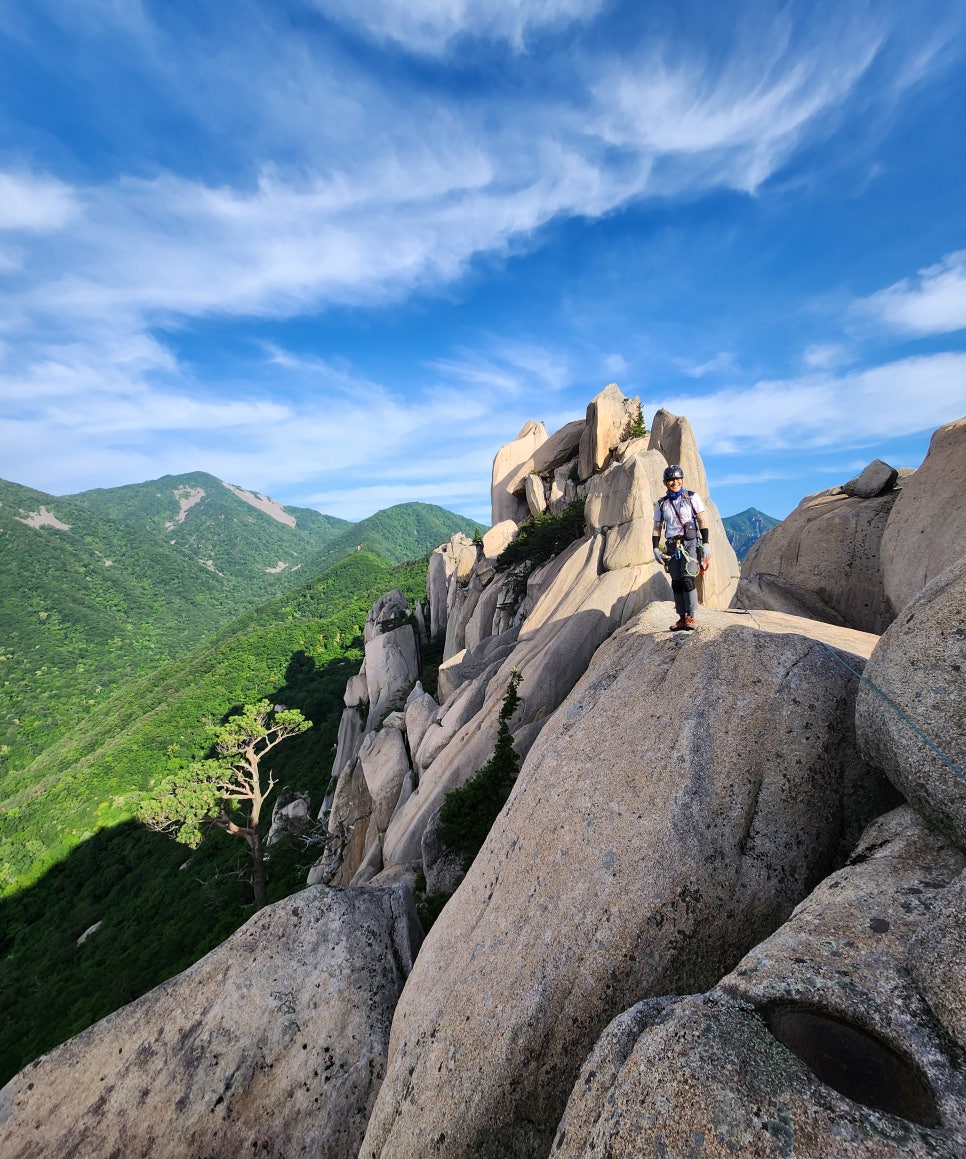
[
  {"left": 817, "top": 642, "right": 966, "bottom": 788},
  {"left": 738, "top": 607, "right": 966, "bottom": 788}
]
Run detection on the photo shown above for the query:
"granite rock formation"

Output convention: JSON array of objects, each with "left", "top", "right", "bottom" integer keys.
[
  {"left": 8, "top": 398, "right": 964, "bottom": 1159},
  {"left": 0, "top": 886, "right": 422, "bottom": 1159},
  {"left": 553, "top": 807, "right": 966, "bottom": 1157},
  {"left": 736, "top": 416, "right": 966, "bottom": 635},
  {"left": 360, "top": 602, "right": 898, "bottom": 1158},
  {"left": 856, "top": 555, "right": 966, "bottom": 848},
  {"left": 880, "top": 417, "right": 966, "bottom": 618}
]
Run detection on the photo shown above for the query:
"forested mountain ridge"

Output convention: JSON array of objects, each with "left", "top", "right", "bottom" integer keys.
[
  {"left": 0, "top": 477, "right": 242, "bottom": 773},
  {"left": 69, "top": 471, "right": 351, "bottom": 599},
  {"left": 307, "top": 501, "right": 483, "bottom": 572},
  {"left": 0, "top": 474, "right": 476, "bottom": 779}
]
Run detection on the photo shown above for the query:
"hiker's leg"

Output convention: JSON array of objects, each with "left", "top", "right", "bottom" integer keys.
[{"left": 669, "top": 557, "right": 690, "bottom": 617}]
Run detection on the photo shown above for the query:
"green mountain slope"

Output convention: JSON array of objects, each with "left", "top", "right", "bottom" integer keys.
[
  {"left": 721, "top": 507, "right": 780, "bottom": 560},
  {"left": 0, "top": 549, "right": 423, "bottom": 891},
  {"left": 308, "top": 502, "right": 483, "bottom": 573},
  {"left": 0, "top": 473, "right": 479, "bottom": 1081},
  {"left": 0, "top": 551, "right": 432, "bottom": 1081},
  {"left": 0, "top": 478, "right": 240, "bottom": 771},
  {"left": 69, "top": 471, "right": 350, "bottom": 601},
  {"left": 1, "top": 474, "right": 474, "bottom": 781}
]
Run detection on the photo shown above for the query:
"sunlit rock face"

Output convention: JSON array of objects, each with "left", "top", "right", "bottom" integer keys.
[
  {"left": 360, "top": 602, "right": 897, "bottom": 1159},
  {"left": 734, "top": 484, "right": 899, "bottom": 634},
  {"left": 0, "top": 885, "right": 422, "bottom": 1159},
  {"left": 856, "top": 554, "right": 966, "bottom": 849},
  {"left": 491, "top": 419, "right": 547, "bottom": 525},
  {"left": 578, "top": 383, "right": 637, "bottom": 479},
  {"left": 554, "top": 807, "right": 966, "bottom": 1158},
  {"left": 880, "top": 418, "right": 966, "bottom": 618},
  {"left": 736, "top": 415, "right": 966, "bottom": 636}
]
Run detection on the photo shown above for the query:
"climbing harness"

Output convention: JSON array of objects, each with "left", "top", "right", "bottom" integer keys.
[{"left": 665, "top": 536, "right": 701, "bottom": 577}]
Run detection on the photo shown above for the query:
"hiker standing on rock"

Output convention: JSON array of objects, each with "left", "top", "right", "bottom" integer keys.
[{"left": 652, "top": 464, "right": 711, "bottom": 631}]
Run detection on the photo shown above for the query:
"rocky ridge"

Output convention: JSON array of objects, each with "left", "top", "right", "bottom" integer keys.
[{"left": 2, "top": 392, "right": 964, "bottom": 1159}]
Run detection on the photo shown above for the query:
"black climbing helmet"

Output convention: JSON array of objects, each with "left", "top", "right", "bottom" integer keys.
[{"left": 663, "top": 464, "right": 684, "bottom": 483}]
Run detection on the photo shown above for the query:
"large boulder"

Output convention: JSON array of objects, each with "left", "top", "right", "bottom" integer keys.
[
  {"left": 647, "top": 407, "right": 709, "bottom": 500},
  {"left": 364, "top": 622, "right": 420, "bottom": 730},
  {"left": 481, "top": 519, "right": 516, "bottom": 561},
  {"left": 577, "top": 384, "right": 636, "bottom": 480},
  {"left": 360, "top": 603, "right": 897, "bottom": 1158},
  {"left": 881, "top": 417, "right": 966, "bottom": 617},
  {"left": 525, "top": 471, "right": 547, "bottom": 516},
  {"left": 0, "top": 885, "right": 423, "bottom": 1159},
  {"left": 844, "top": 457, "right": 900, "bottom": 498},
  {"left": 735, "top": 487, "right": 898, "bottom": 634},
  {"left": 329, "top": 700, "right": 366, "bottom": 783},
  {"left": 856, "top": 555, "right": 966, "bottom": 849},
  {"left": 491, "top": 420, "right": 547, "bottom": 525},
  {"left": 554, "top": 807, "right": 966, "bottom": 1157},
  {"left": 359, "top": 718, "right": 412, "bottom": 844},
  {"left": 530, "top": 419, "right": 585, "bottom": 476},
  {"left": 427, "top": 541, "right": 459, "bottom": 637},
  {"left": 402, "top": 683, "right": 439, "bottom": 759},
  {"left": 584, "top": 447, "right": 670, "bottom": 571},
  {"left": 317, "top": 754, "right": 372, "bottom": 885}
]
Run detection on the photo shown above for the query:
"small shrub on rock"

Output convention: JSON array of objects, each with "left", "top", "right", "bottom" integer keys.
[{"left": 438, "top": 670, "right": 523, "bottom": 869}]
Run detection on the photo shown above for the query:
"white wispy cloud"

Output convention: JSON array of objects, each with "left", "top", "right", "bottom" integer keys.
[
  {"left": 802, "top": 342, "right": 854, "bottom": 371},
  {"left": 2, "top": 2, "right": 962, "bottom": 524},
  {"left": 853, "top": 250, "right": 966, "bottom": 337},
  {"left": 429, "top": 341, "right": 572, "bottom": 396},
  {"left": 1, "top": 5, "right": 926, "bottom": 344},
  {"left": 591, "top": 13, "right": 884, "bottom": 193},
  {"left": 0, "top": 171, "right": 78, "bottom": 232},
  {"left": 665, "top": 352, "right": 966, "bottom": 453},
  {"left": 306, "top": 0, "right": 604, "bottom": 54},
  {"left": 675, "top": 352, "right": 735, "bottom": 378}
]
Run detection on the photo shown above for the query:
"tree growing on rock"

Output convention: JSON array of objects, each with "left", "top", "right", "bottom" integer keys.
[
  {"left": 624, "top": 399, "right": 648, "bottom": 439},
  {"left": 139, "top": 700, "right": 311, "bottom": 909},
  {"left": 438, "top": 669, "right": 523, "bottom": 868}
]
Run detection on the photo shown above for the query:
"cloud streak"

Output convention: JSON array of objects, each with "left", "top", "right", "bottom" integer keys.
[
  {"left": 306, "top": 0, "right": 605, "bottom": 54},
  {"left": 667, "top": 352, "right": 966, "bottom": 454},
  {"left": 854, "top": 250, "right": 966, "bottom": 337}
]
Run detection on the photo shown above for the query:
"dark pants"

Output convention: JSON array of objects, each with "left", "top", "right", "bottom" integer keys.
[{"left": 668, "top": 540, "right": 699, "bottom": 618}]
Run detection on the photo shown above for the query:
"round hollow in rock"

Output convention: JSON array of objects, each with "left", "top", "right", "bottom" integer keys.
[{"left": 763, "top": 1005, "right": 941, "bottom": 1128}]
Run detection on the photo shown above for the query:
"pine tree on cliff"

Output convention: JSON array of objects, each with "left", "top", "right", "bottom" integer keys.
[{"left": 139, "top": 700, "right": 311, "bottom": 909}]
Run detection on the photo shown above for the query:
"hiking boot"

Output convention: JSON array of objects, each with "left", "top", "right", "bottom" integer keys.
[
  {"left": 684, "top": 615, "right": 697, "bottom": 630},
  {"left": 670, "top": 616, "right": 688, "bottom": 631}
]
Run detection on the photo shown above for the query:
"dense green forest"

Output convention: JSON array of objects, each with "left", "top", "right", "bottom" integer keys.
[
  {"left": 0, "top": 550, "right": 433, "bottom": 1082},
  {"left": 0, "top": 472, "right": 478, "bottom": 1085}
]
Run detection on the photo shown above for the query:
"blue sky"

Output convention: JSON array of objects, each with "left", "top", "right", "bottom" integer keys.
[{"left": 1, "top": 0, "right": 964, "bottom": 525}]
